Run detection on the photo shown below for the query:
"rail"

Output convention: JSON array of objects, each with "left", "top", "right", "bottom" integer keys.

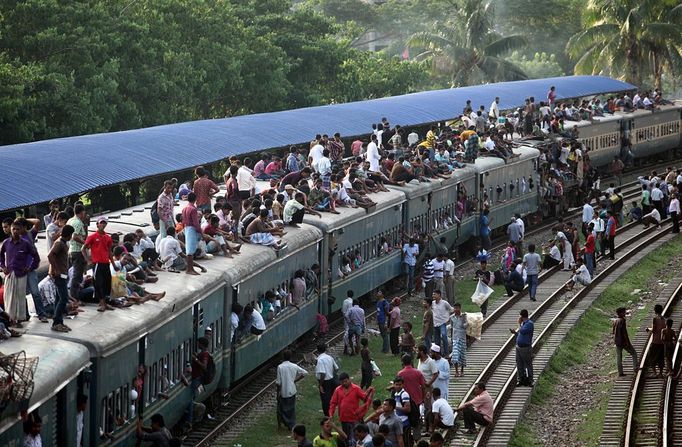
[
  {"left": 469, "top": 222, "right": 672, "bottom": 446},
  {"left": 662, "top": 311, "right": 682, "bottom": 447}
]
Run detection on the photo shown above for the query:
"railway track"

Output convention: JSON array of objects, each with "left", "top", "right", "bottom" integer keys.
[
  {"left": 446, "top": 221, "right": 675, "bottom": 446},
  {"left": 188, "top": 164, "right": 671, "bottom": 446},
  {"left": 663, "top": 316, "right": 682, "bottom": 447},
  {"left": 619, "top": 281, "right": 682, "bottom": 447}
]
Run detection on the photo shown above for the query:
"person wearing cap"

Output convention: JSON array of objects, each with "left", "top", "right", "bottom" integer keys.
[
  {"left": 430, "top": 344, "right": 450, "bottom": 400},
  {"left": 82, "top": 216, "right": 118, "bottom": 312}
]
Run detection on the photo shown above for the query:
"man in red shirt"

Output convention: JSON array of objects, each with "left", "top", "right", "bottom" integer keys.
[
  {"left": 182, "top": 193, "right": 203, "bottom": 275},
  {"left": 328, "top": 372, "right": 374, "bottom": 445},
  {"left": 192, "top": 167, "right": 220, "bottom": 213},
  {"left": 397, "top": 354, "right": 426, "bottom": 409},
  {"left": 82, "top": 216, "right": 117, "bottom": 312},
  {"left": 583, "top": 222, "right": 596, "bottom": 276}
]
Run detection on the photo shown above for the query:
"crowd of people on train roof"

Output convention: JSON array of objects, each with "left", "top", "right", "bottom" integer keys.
[{"left": 0, "top": 84, "right": 673, "bottom": 338}]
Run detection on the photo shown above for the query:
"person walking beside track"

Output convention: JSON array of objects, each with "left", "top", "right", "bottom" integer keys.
[
  {"left": 613, "top": 307, "right": 639, "bottom": 377},
  {"left": 316, "top": 343, "right": 340, "bottom": 417}
]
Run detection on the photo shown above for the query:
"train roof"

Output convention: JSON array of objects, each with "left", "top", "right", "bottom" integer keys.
[
  {"left": 472, "top": 146, "right": 539, "bottom": 173},
  {"left": 389, "top": 164, "right": 478, "bottom": 199},
  {"left": 0, "top": 76, "right": 635, "bottom": 212},
  {"left": 25, "top": 195, "right": 322, "bottom": 356},
  {"left": 559, "top": 103, "right": 682, "bottom": 128},
  {"left": 0, "top": 336, "right": 90, "bottom": 425},
  {"left": 301, "top": 188, "right": 406, "bottom": 232}
]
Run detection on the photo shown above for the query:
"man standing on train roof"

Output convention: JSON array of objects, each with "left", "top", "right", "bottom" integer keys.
[
  {"left": 366, "top": 134, "right": 381, "bottom": 172},
  {"left": 82, "top": 216, "right": 118, "bottom": 312},
  {"left": 192, "top": 166, "right": 220, "bottom": 213},
  {"left": 489, "top": 97, "right": 500, "bottom": 120},
  {"left": 236, "top": 157, "right": 256, "bottom": 201},
  {"left": 48, "top": 224, "right": 74, "bottom": 332},
  {"left": 157, "top": 180, "right": 176, "bottom": 240},
  {"left": 66, "top": 204, "right": 88, "bottom": 301},
  {"left": 510, "top": 309, "right": 534, "bottom": 386},
  {"left": 276, "top": 349, "right": 309, "bottom": 430},
  {"left": 0, "top": 220, "right": 39, "bottom": 327},
  {"left": 310, "top": 138, "right": 325, "bottom": 167},
  {"left": 181, "top": 192, "right": 203, "bottom": 275}
]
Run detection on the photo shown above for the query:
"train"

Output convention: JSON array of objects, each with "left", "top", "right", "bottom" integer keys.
[{"left": 1, "top": 85, "right": 681, "bottom": 446}]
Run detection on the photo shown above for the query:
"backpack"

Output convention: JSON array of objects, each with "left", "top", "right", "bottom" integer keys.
[
  {"left": 395, "top": 390, "right": 420, "bottom": 428},
  {"left": 201, "top": 353, "right": 216, "bottom": 385},
  {"left": 150, "top": 201, "right": 159, "bottom": 225}
]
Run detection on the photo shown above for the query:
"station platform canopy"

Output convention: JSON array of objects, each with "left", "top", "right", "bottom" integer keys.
[{"left": 0, "top": 75, "right": 634, "bottom": 211}]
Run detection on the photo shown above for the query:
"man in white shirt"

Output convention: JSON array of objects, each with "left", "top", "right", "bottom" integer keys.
[
  {"left": 309, "top": 140, "right": 325, "bottom": 167},
  {"left": 366, "top": 134, "right": 381, "bottom": 172},
  {"left": 236, "top": 158, "right": 256, "bottom": 200},
  {"left": 669, "top": 193, "right": 680, "bottom": 233},
  {"left": 276, "top": 350, "right": 308, "bottom": 429},
  {"left": 157, "top": 227, "right": 187, "bottom": 271},
  {"left": 407, "top": 131, "right": 419, "bottom": 146},
  {"left": 431, "top": 387, "right": 455, "bottom": 431},
  {"left": 444, "top": 256, "right": 455, "bottom": 304},
  {"left": 431, "top": 291, "right": 454, "bottom": 357},
  {"left": 567, "top": 258, "right": 591, "bottom": 290},
  {"left": 489, "top": 97, "right": 500, "bottom": 120},
  {"left": 431, "top": 254, "right": 446, "bottom": 295},
  {"left": 651, "top": 183, "right": 664, "bottom": 215},
  {"left": 642, "top": 207, "right": 661, "bottom": 229},
  {"left": 315, "top": 343, "right": 339, "bottom": 416},
  {"left": 342, "top": 291, "right": 354, "bottom": 355},
  {"left": 582, "top": 198, "right": 594, "bottom": 237}
]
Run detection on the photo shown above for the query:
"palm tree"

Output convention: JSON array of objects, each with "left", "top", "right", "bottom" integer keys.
[
  {"left": 567, "top": 0, "right": 682, "bottom": 89},
  {"left": 407, "top": 0, "right": 527, "bottom": 87}
]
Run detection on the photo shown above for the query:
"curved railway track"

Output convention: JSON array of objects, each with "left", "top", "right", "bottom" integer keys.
[
  {"left": 447, "top": 221, "right": 675, "bottom": 446},
  {"left": 620, "top": 281, "right": 682, "bottom": 447}
]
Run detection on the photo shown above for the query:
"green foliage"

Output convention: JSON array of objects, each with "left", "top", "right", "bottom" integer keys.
[
  {"left": 506, "top": 52, "right": 565, "bottom": 80},
  {"left": 0, "top": 0, "right": 427, "bottom": 146},
  {"left": 407, "top": 0, "right": 528, "bottom": 86},
  {"left": 566, "top": 0, "right": 682, "bottom": 87}
]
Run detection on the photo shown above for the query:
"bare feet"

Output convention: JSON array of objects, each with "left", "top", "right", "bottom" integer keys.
[{"left": 186, "top": 269, "right": 200, "bottom": 276}]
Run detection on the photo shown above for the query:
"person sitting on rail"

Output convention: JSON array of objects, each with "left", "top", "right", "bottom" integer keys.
[
  {"left": 246, "top": 209, "right": 287, "bottom": 250},
  {"left": 565, "top": 257, "right": 591, "bottom": 291},
  {"left": 504, "top": 260, "right": 525, "bottom": 297},
  {"left": 641, "top": 207, "right": 662, "bottom": 229},
  {"left": 542, "top": 240, "right": 562, "bottom": 269},
  {"left": 628, "top": 201, "right": 643, "bottom": 223}
]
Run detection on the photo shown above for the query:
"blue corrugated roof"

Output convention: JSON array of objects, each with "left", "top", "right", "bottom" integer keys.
[{"left": 0, "top": 75, "right": 634, "bottom": 211}]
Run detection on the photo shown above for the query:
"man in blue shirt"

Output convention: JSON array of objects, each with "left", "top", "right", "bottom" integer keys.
[
  {"left": 480, "top": 210, "right": 491, "bottom": 250},
  {"left": 402, "top": 239, "right": 419, "bottom": 297},
  {"left": 510, "top": 309, "right": 534, "bottom": 386},
  {"left": 376, "top": 291, "right": 391, "bottom": 354}
]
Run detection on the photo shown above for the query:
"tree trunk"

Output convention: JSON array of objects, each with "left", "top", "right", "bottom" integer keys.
[
  {"left": 653, "top": 52, "right": 663, "bottom": 91},
  {"left": 625, "top": 38, "right": 641, "bottom": 86}
]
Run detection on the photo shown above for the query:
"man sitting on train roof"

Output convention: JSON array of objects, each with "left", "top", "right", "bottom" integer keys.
[{"left": 246, "top": 209, "right": 287, "bottom": 250}]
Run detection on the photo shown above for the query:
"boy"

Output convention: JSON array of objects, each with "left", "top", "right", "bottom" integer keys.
[{"left": 399, "top": 322, "right": 416, "bottom": 355}]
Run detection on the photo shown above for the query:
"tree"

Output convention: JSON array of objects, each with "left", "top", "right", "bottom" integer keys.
[
  {"left": 506, "top": 52, "right": 565, "bottom": 79},
  {"left": 407, "top": 0, "right": 527, "bottom": 86},
  {"left": 567, "top": 0, "right": 682, "bottom": 88}
]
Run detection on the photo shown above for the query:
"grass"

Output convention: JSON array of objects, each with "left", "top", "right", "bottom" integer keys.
[
  {"left": 232, "top": 280, "right": 504, "bottom": 446},
  {"left": 508, "top": 234, "right": 682, "bottom": 446}
]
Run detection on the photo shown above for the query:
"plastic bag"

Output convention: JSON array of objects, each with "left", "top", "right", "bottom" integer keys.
[
  {"left": 371, "top": 360, "right": 382, "bottom": 377},
  {"left": 471, "top": 279, "right": 494, "bottom": 306},
  {"left": 466, "top": 312, "right": 484, "bottom": 340},
  {"left": 111, "top": 273, "right": 129, "bottom": 298}
]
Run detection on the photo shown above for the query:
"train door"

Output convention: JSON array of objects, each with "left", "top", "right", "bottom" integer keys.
[
  {"left": 229, "top": 286, "right": 238, "bottom": 387},
  {"left": 621, "top": 118, "right": 634, "bottom": 163}
]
